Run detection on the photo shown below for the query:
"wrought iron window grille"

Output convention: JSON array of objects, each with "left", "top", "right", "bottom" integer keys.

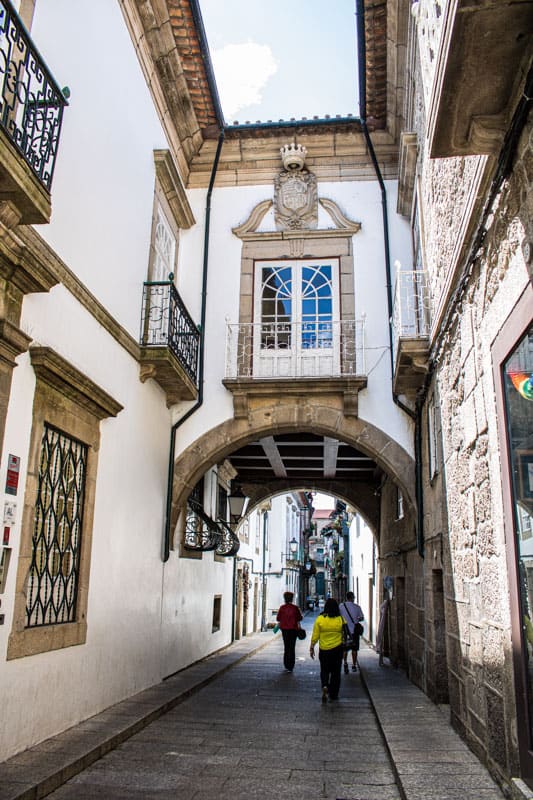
[
  {"left": 140, "top": 281, "right": 200, "bottom": 385},
  {"left": 25, "top": 424, "right": 87, "bottom": 628},
  {"left": 0, "top": 0, "right": 68, "bottom": 190}
]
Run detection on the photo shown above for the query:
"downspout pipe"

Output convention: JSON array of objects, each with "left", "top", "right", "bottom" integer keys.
[
  {"left": 355, "top": 0, "right": 424, "bottom": 557},
  {"left": 162, "top": 129, "right": 225, "bottom": 561}
]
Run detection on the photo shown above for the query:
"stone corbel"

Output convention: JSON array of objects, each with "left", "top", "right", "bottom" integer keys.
[
  {"left": 343, "top": 390, "right": 359, "bottom": 417},
  {"left": 468, "top": 115, "right": 508, "bottom": 155},
  {"left": 0, "top": 319, "right": 31, "bottom": 367},
  {"left": 232, "top": 392, "right": 249, "bottom": 419}
]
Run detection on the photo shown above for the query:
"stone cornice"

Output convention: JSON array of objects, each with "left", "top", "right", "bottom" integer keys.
[
  {"left": 188, "top": 130, "right": 399, "bottom": 188},
  {"left": 30, "top": 346, "right": 123, "bottom": 420},
  {"left": 16, "top": 226, "right": 141, "bottom": 361},
  {"left": 118, "top": 0, "right": 203, "bottom": 178}
]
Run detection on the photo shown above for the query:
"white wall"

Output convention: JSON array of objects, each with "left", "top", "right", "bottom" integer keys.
[
  {"left": 176, "top": 179, "right": 414, "bottom": 458},
  {"left": 31, "top": 0, "right": 168, "bottom": 335},
  {"left": 348, "top": 515, "right": 378, "bottom": 643},
  {"left": 0, "top": 0, "right": 188, "bottom": 759}
]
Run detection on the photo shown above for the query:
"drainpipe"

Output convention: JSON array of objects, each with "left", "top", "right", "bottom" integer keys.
[
  {"left": 355, "top": 0, "right": 424, "bottom": 557},
  {"left": 162, "top": 130, "right": 225, "bottom": 561},
  {"left": 231, "top": 555, "right": 236, "bottom": 642}
]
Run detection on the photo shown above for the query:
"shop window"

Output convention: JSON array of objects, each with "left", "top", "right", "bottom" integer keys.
[{"left": 503, "top": 323, "right": 533, "bottom": 743}]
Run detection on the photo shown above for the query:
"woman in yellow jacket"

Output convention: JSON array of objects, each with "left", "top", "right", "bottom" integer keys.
[{"left": 309, "top": 598, "right": 346, "bottom": 703}]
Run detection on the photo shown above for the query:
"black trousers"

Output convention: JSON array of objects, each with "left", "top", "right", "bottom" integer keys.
[
  {"left": 281, "top": 629, "right": 298, "bottom": 670},
  {"left": 319, "top": 644, "right": 344, "bottom": 699}
]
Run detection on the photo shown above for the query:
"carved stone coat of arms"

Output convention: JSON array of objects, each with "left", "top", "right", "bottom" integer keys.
[{"left": 274, "top": 168, "right": 318, "bottom": 230}]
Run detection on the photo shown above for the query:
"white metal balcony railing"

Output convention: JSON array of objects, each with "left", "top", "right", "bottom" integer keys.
[
  {"left": 225, "top": 319, "right": 366, "bottom": 380},
  {"left": 392, "top": 269, "right": 431, "bottom": 346}
]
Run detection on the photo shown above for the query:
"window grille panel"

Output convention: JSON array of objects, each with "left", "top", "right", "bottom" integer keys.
[{"left": 26, "top": 425, "right": 88, "bottom": 628}]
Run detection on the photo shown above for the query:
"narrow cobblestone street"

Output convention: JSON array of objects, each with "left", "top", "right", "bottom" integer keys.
[
  {"left": 47, "top": 625, "right": 401, "bottom": 800},
  {"left": 6, "top": 612, "right": 504, "bottom": 800},
  {"left": 0, "top": 617, "right": 513, "bottom": 800}
]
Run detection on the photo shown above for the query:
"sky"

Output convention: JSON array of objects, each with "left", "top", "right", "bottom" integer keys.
[{"left": 199, "top": 0, "right": 359, "bottom": 124}]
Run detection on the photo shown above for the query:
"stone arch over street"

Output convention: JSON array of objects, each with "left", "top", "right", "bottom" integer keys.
[
  {"left": 170, "top": 400, "right": 415, "bottom": 541},
  {"left": 241, "top": 481, "right": 381, "bottom": 533}
]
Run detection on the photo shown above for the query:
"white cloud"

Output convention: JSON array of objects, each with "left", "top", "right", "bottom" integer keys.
[{"left": 212, "top": 42, "right": 278, "bottom": 119}]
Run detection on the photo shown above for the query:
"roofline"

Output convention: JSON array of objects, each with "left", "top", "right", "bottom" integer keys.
[
  {"left": 188, "top": 0, "right": 364, "bottom": 136},
  {"left": 188, "top": 0, "right": 226, "bottom": 129},
  {"left": 225, "top": 116, "right": 362, "bottom": 133}
]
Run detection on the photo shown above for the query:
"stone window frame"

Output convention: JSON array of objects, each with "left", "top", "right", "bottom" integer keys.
[
  {"left": 7, "top": 347, "right": 122, "bottom": 660},
  {"left": 148, "top": 150, "right": 195, "bottom": 285},
  {"left": 395, "top": 487, "right": 404, "bottom": 521},
  {"left": 238, "top": 237, "right": 356, "bottom": 329},
  {"left": 212, "top": 595, "right": 222, "bottom": 633}
]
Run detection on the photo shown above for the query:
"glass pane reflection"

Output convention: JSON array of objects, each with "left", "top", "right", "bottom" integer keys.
[{"left": 504, "top": 324, "right": 533, "bottom": 745}]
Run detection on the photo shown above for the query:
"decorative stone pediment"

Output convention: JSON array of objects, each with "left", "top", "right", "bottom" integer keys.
[
  {"left": 232, "top": 197, "right": 361, "bottom": 241},
  {"left": 231, "top": 142, "right": 362, "bottom": 238}
]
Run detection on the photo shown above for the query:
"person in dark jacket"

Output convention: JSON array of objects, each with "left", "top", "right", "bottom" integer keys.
[{"left": 276, "top": 591, "right": 303, "bottom": 672}]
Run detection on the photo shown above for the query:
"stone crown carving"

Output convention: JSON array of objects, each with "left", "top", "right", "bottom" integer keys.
[{"left": 280, "top": 142, "right": 307, "bottom": 171}]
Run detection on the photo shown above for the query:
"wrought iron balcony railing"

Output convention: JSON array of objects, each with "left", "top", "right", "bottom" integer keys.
[
  {"left": 0, "top": 0, "right": 68, "bottom": 190},
  {"left": 140, "top": 281, "right": 200, "bottom": 385},
  {"left": 184, "top": 498, "right": 240, "bottom": 557},
  {"left": 225, "top": 319, "right": 366, "bottom": 380}
]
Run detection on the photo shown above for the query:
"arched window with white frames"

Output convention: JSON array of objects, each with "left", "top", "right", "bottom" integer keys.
[{"left": 253, "top": 259, "right": 339, "bottom": 378}]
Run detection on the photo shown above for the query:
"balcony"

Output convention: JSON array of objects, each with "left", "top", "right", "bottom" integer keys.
[
  {"left": 225, "top": 319, "right": 365, "bottom": 380},
  {"left": 0, "top": 1, "right": 68, "bottom": 223},
  {"left": 139, "top": 281, "right": 199, "bottom": 406},
  {"left": 223, "top": 319, "right": 367, "bottom": 418},
  {"left": 392, "top": 269, "right": 431, "bottom": 397}
]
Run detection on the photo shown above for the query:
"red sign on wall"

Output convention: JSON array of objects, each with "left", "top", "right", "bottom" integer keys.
[{"left": 5, "top": 454, "right": 20, "bottom": 496}]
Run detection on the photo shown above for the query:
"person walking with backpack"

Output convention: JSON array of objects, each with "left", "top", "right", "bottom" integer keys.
[{"left": 339, "top": 591, "right": 364, "bottom": 673}]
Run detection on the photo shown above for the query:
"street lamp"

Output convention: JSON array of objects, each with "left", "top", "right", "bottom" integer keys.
[
  {"left": 289, "top": 537, "right": 298, "bottom": 558},
  {"left": 228, "top": 485, "right": 249, "bottom": 527}
]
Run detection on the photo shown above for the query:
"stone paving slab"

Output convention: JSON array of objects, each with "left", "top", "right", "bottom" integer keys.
[
  {"left": 1, "top": 626, "right": 530, "bottom": 800},
  {"left": 358, "top": 649, "right": 509, "bottom": 800}
]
